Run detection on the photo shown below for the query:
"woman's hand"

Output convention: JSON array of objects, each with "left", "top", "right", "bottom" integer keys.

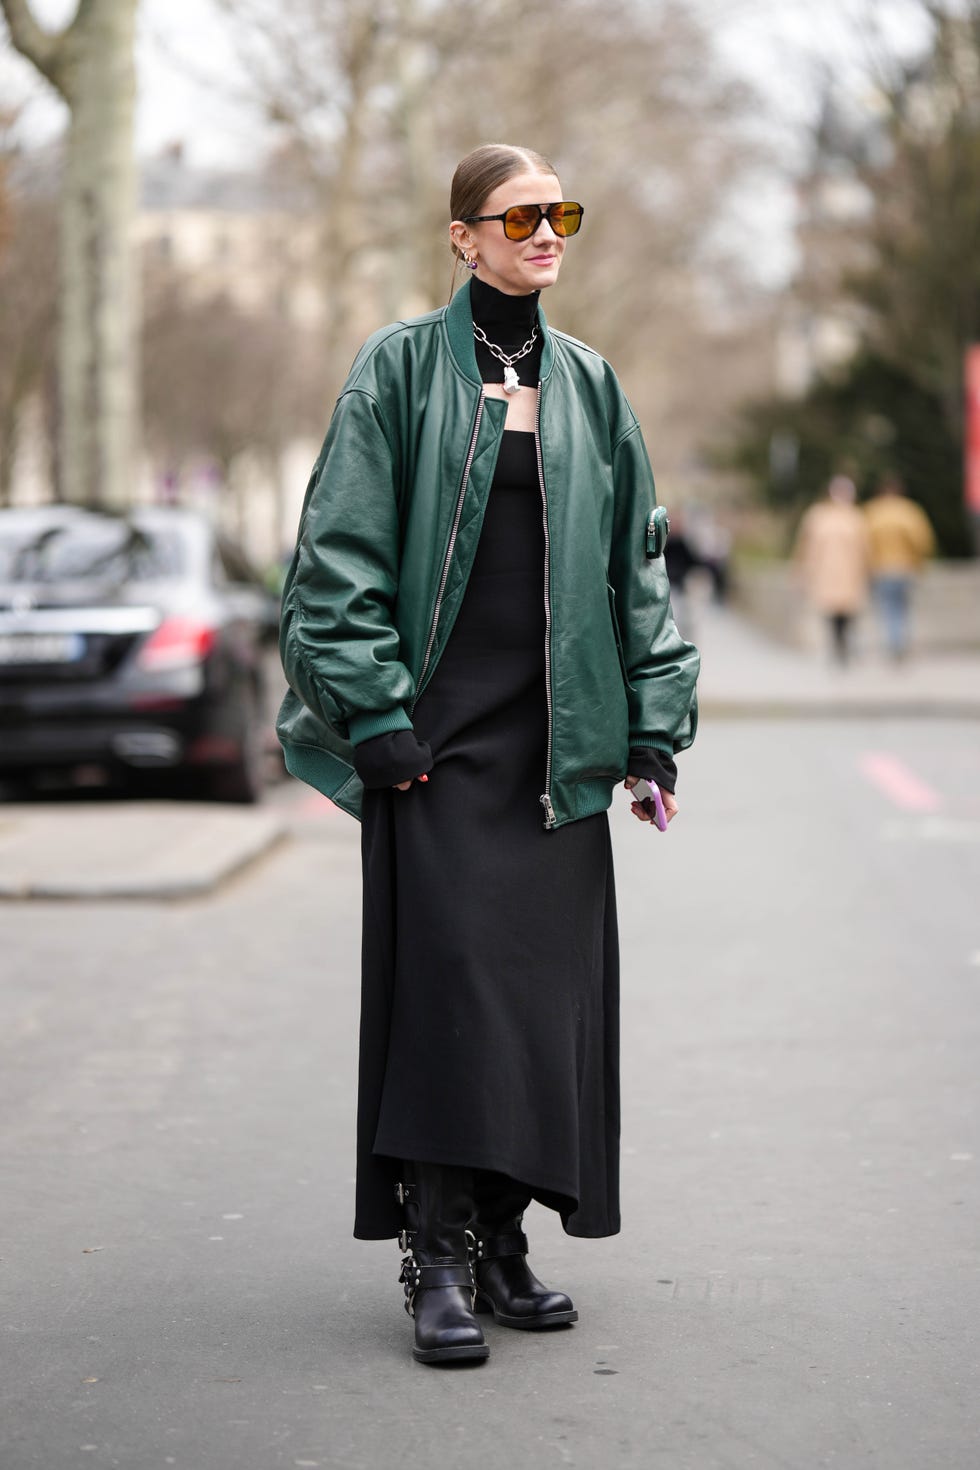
[
  {"left": 624, "top": 773, "right": 678, "bottom": 825},
  {"left": 352, "top": 731, "right": 432, "bottom": 791},
  {"left": 394, "top": 774, "right": 429, "bottom": 792}
]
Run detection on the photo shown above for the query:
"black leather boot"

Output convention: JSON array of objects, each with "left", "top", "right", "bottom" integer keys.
[
  {"left": 397, "top": 1163, "right": 489, "bottom": 1366},
  {"left": 472, "top": 1174, "right": 578, "bottom": 1330}
]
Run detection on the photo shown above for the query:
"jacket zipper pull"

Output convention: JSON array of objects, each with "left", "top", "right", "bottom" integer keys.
[{"left": 540, "top": 793, "right": 556, "bottom": 829}]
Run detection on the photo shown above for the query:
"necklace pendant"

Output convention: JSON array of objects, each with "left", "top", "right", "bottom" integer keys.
[{"left": 503, "top": 366, "right": 521, "bottom": 395}]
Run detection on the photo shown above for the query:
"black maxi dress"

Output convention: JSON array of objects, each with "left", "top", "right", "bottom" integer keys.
[{"left": 355, "top": 279, "right": 621, "bottom": 1240}]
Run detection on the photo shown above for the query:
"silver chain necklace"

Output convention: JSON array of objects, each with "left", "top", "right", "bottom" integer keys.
[{"left": 472, "top": 323, "right": 539, "bottom": 395}]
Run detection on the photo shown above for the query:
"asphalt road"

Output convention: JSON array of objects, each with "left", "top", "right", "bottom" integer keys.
[{"left": 2, "top": 718, "right": 979, "bottom": 1470}]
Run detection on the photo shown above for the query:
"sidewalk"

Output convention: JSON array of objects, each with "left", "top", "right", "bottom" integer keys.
[
  {"left": 695, "top": 602, "right": 980, "bottom": 718},
  {"left": 0, "top": 801, "right": 287, "bottom": 900}
]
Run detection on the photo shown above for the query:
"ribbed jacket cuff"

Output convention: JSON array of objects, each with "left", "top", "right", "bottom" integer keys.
[
  {"left": 627, "top": 745, "right": 678, "bottom": 794},
  {"left": 348, "top": 705, "right": 413, "bottom": 746}
]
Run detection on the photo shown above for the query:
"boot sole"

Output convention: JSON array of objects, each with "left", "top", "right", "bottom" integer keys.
[
  {"left": 474, "top": 1293, "right": 578, "bottom": 1330},
  {"left": 413, "top": 1342, "right": 490, "bottom": 1364}
]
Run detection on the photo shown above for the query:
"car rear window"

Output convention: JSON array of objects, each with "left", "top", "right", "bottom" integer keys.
[{"left": 0, "top": 521, "right": 185, "bottom": 584}]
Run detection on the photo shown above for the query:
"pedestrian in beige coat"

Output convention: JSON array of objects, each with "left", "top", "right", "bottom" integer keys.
[{"left": 793, "top": 475, "right": 871, "bottom": 664}]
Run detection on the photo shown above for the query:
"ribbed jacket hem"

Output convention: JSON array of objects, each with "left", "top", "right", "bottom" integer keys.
[{"left": 280, "top": 739, "right": 362, "bottom": 819}]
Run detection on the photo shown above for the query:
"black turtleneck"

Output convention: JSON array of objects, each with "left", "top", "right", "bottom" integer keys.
[{"left": 469, "top": 276, "right": 543, "bottom": 391}]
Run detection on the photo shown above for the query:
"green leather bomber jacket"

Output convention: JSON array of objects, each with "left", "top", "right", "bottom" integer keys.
[{"left": 276, "top": 279, "right": 700, "bottom": 830}]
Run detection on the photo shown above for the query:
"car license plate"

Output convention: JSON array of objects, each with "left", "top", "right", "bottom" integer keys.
[{"left": 0, "top": 633, "right": 86, "bottom": 664}]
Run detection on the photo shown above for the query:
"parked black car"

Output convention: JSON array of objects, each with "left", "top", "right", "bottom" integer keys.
[{"left": 0, "top": 505, "right": 279, "bottom": 801}]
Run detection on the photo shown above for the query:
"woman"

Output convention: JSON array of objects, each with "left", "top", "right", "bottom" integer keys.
[
  {"left": 278, "top": 143, "right": 700, "bottom": 1366},
  {"left": 793, "top": 474, "right": 870, "bottom": 665}
]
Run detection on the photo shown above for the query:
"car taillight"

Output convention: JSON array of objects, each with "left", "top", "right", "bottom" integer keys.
[{"left": 137, "top": 617, "right": 218, "bottom": 671}]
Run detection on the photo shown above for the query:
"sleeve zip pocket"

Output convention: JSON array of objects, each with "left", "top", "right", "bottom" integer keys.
[{"left": 646, "top": 506, "right": 670, "bottom": 559}]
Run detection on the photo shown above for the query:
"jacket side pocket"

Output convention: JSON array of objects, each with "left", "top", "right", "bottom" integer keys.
[{"left": 607, "top": 584, "right": 636, "bottom": 692}]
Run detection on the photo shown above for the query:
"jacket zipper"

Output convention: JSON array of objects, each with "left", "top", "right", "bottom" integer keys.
[
  {"left": 415, "top": 394, "right": 486, "bottom": 699},
  {"left": 534, "top": 385, "right": 556, "bottom": 830}
]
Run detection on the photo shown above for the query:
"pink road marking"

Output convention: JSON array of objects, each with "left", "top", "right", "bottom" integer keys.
[
  {"left": 859, "top": 753, "right": 943, "bottom": 813},
  {"left": 301, "top": 791, "right": 339, "bottom": 816}
]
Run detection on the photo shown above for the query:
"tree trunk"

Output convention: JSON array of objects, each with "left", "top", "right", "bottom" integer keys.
[
  {"left": 0, "top": 398, "right": 18, "bottom": 505},
  {"left": 389, "top": 0, "right": 443, "bottom": 314},
  {"left": 320, "top": 26, "right": 374, "bottom": 396},
  {"left": 1, "top": 0, "right": 139, "bottom": 509},
  {"left": 59, "top": 0, "right": 139, "bottom": 508}
]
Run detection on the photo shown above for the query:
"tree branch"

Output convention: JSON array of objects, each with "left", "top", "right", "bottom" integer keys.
[
  {"left": 70, "top": 0, "right": 98, "bottom": 31},
  {"left": 0, "top": 0, "right": 72, "bottom": 94}
]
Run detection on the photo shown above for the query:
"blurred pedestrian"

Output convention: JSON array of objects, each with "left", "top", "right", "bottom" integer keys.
[
  {"left": 792, "top": 474, "right": 870, "bottom": 665},
  {"left": 664, "top": 510, "right": 702, "bottom": 639},
  {"left": 863, "top": 474, "right": 936, "bottom": 661},
  {"left": 691, "top": 509, "right": 732, "bottom": 604},
  {"left": 278, "top": 143, "right": 699, "bottom": 1367}
]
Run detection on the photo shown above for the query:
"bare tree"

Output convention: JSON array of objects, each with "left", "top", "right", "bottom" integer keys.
[
  {"left": 0, "top": 0, "right": 139, "bottom": 508},
  {"left": 209, "top": 0, "right": 764, "bottom": 470},
  {"left": 0, "top": 148, "right": 58, "bottom": 504},
  {"left": 141, "top": 262, "right": 327, "bottom": 538},
  {"left": 212, "top": 0, "right": 390, "bottom": 399}
]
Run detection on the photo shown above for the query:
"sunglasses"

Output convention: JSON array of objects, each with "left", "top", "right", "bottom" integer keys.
[{"left": 462, "top": 200, "right": 584, "bottom": 241}]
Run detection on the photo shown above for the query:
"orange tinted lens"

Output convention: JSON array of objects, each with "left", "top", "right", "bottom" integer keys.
[
  {"left": 502, "top": 206, "right": 540, "bottom": 240},
  {"left": 549, "top": 202, "right": 583, "bottom": 236}
]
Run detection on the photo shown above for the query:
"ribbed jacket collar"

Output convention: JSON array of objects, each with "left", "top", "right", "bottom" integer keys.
[{"left": 445, "top": 276, "right": 555, "bottom": 386}]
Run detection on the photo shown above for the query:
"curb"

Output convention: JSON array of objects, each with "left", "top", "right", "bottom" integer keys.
[
  {"left": 699, "top": 697, "right": 980, "bottom": 720},
  {"left": 0, "top": 805, "right": 289, "bottom": 901}
]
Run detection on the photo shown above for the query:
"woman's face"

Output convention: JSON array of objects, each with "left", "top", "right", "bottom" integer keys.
[{"left": 452, "top": 170, "right": 567, "bottom": 296}]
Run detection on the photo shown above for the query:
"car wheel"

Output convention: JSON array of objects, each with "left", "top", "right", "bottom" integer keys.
[
  {"left": 208, "top": 686, "right": 266, "bottom": 804},
  {"left": 0, "top": 772, "right": 35, "bottom": 802}
]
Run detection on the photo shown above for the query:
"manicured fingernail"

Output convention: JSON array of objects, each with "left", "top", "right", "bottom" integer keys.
[{"left": 419, "top": 774, "right": 429, "bottom": 782}]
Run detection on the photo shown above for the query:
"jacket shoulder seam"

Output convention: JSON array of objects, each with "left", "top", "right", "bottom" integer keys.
[
  {"left": 550, "top": 326, "right": 603, "bottom": 359},
  {"left": 336, "top": 384, "right": 384, "bottom": 411},
  {"left": 345, "top": 311, "right": 446, "bottom": 381},
  {"left": 612, "top": 419, "right": 640, "bottom": 451}
]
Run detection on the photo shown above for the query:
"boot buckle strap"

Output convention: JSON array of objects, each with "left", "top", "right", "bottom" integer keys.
[
  {"left": 398, "top": 1255, "right": 475, "bottom": 1316},
  {"left": 411, "top": 1262, "right": 474, "bottom": 1289},
  {"left": 396, "top": 1181, "right": 416, "bottom": 1255},
  {"left": 398, "top": 1252, "right": 423, "bottom": 1316},
  {"left": 399, "top": 1254, "right": 423, "bottom": 1288},
  {"left": 474, "top": 1227, "right": 529, "bottom": 1261}
]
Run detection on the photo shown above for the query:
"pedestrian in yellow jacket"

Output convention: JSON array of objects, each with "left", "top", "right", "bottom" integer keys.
[{"left": 863, "top": 475, "right": 936, "bottom": 660}]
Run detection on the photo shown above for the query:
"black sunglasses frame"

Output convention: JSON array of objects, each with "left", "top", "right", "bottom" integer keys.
[{"left": 461, "top": 200, "right": 584, "bottom": 240}]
